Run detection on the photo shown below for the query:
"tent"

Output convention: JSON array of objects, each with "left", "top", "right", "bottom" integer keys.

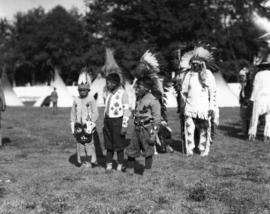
[
  {"left": 89, "top": 73, "right": 106, "bottom": 107},
  {"left": 164, "top": 86, "right": 178, "bottom": 108},
  {"left": 1, "top": 72, "right": 24, "bottom": 106},
  {"left": 34, "top": 69, "right": 73, "bottom": 107},
  {"left": 214, "top": 72, "right": 240, "bottom": 107}
]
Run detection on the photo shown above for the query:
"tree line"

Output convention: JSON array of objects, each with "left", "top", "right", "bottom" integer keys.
[{"left": 0, "top": 0, "right": 269, "bottom": 85}]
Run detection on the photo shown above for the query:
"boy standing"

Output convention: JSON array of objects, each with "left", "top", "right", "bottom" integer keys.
[
  {"left": 70, "top": 72, "right": 99, "bottom": 167},
  {"left": 125, "top": 77, "right": 161, "bottom": 171},
  {"left": 103, "top": 73, "right": 130, "bottom": 172}
]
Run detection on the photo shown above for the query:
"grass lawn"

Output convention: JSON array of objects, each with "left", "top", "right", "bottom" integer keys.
[{"left": 0, "top": 107, "right": 269, "bottom": 214}]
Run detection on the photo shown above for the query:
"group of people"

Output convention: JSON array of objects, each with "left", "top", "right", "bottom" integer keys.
[{"left": 70, "top": 46, "right": 220, "bottom": 173}]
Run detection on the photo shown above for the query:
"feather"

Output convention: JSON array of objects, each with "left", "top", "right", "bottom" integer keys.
[
  {"left": 180, "top": 50, "right": 194, "bottom": 70},
  {"left": 136, "top": 50, "right": 167, "bottom": 121},
  {"left": 140, "top": 50, "right": 160, "bottom": 72},
  {"left": 78, "top": 68, "right": 91, "bottom": 86},
  {"left": 192, "top": 47, "right": 214, "bottom": 63}
]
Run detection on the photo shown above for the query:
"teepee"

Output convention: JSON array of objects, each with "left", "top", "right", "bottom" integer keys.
[
  {"left": 1, "top": 72, "right": 24, "bottom": 106},
  {"left": 214, "top": 72, "right": 240, "bottom": 107},
  {"left": 102, "top": 48, "right": 123, "bottom": 77},
  {"left": 89, "top": 73, "right": 106, "bottom": 107},
  {"left": 34, "top": 68, "right": 73, "bottom": 107}
]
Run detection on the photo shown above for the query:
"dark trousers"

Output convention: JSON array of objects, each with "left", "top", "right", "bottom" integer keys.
[
  {"left": 126, "top": 125, "right": 154, "bottom": 158},
  {"left": 106, "top": 150, "right": 124, "bottom": 164},
  {"left": 103, "top": 115, "right": 125, "bottom": 152}
]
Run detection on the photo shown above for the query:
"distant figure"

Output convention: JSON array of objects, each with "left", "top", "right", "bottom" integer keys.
[
  {"left": 0, "top": 80, "right": 6, "bottom": 146},
  {"left": 50, "top": 87, "right": 58, "bottom": 114},
  {"left": 239, "top": 67, "right": 252, "bottom": 137}
]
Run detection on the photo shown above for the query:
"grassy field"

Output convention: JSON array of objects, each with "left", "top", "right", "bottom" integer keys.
[{"left": 0, "top": 107, "right": 269, "bottom": 214}]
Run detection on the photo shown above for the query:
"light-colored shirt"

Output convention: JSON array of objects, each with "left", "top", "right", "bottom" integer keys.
[
  {"left": 104, "top": 87, "right": 130, "bottom": 127},
  {"left": 70, "top": 94, "right": 99, "bottom": 124},
  {"left": 181, "top": 69, "right": 217, "bottom": 120}
]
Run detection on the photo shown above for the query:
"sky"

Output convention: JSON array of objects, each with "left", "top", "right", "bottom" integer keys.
[{"left": 0, "top": 0, "right": 86, "bottom": 20}]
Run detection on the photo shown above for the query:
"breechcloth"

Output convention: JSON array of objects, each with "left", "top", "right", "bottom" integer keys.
[
  {"left": 103, "top": 115, "right": 125, "bottom": 151},
  {"left": 184, "top": 116, "right": 211, "bottom": 154},
  {"left": 126, "top": 122, "right": 154, "bottom": 158}
]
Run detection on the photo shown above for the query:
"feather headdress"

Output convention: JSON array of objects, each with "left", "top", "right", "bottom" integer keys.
[
  {"left": 190, "top": 46, "right": 218, "bottom": 71},
  {"left": 78, "top": 67, "right": 91, "bottom": 90},
  {"left": 179, "top": 50, "right": 194, "bottom": 70},
  {"left": 140, "top": 50, "right": 160, "bottom": 72},
  {"left": 134, "top": 50, "right": 167, "bottom": 120}
]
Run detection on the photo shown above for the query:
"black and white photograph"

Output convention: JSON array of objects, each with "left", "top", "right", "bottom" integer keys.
[{"left": 0, "top": 0, "right": 270, "bottom": 213}]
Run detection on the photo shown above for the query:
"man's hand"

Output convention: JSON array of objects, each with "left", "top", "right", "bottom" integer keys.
[{"left": 120, "top": 127, "right": 127, "bottom": 136}]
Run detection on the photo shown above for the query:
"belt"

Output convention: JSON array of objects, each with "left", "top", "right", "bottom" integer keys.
[{"left": 134, "top": 118, "right": 153, "bottom": 127}]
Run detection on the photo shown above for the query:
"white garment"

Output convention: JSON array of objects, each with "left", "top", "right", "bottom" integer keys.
[
  {"left": 181, "top": 69, "right": 218, "bottom": 120},
  {"left": 249, "top": 70, "right": 270, "bottom": 137}
]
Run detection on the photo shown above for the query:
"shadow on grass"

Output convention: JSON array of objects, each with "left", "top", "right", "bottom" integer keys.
[
  {"left": 170, "top": 139, "right": 185, "bottom": 154},
  {"left": 218, "top": 125, "right": 245, "bottom": 140}
]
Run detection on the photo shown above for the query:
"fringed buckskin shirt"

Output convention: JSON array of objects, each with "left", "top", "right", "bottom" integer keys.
[{"left": 181, "top": 69, "right": 218, "bottom": 120}]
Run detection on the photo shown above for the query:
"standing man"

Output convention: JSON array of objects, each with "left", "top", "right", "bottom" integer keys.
[
  {"left": 50, "top": 87, "right": 58, "bottom": 114},
  {"left": 181, "top": 47, "right": 219, "bottom": 156},
  {"left": 125, "top": 77, "right": 161, "bottom": 171},
  {"left": 0, "top": 79, "right": 6, "bottom": 147}
]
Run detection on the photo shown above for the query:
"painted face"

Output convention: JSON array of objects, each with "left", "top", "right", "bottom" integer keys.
[
  {"left": 78, "top": 88, "right": 89, "bottom": 98},
  {"left": 106, "top": 80, "right": 118, "bottom": 92}
]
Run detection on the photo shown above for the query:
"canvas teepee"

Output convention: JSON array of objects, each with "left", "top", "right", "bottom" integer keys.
[
  {"left": 101, "top": 48, "right": 123, "bottom": 78},
  {"left": 214, "top": 72, "right": 240, "bottom": 107},
  {"left": 1, "top": 72, "right": 24, "bottom": 106},
  {"left": 34, "top": 68, "right": 73, "bottom": 107},
  {"left": 89, "top": 73, "right": 106, "bottom": 107}
]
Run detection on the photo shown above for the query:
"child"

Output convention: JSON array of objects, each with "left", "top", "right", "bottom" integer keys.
[
  {"left": 125, "top": 77, "right": 161, "bottom": 171},
  {"left": 70, "top": 71, "right": 99, "bottom": 167},
  {"left": 103, "top": 73, "right": 130, "bottom": 172}
]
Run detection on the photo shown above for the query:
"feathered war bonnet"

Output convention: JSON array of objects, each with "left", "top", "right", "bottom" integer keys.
[
  {"left": 134, "top": 50, "right": 167, "bottom": 120},
  {"left": 179, "top": 46, "right": 217, "bottom": 72},
  {"left": 78, "top": 67, "right": 91, "bottom": 90}
]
